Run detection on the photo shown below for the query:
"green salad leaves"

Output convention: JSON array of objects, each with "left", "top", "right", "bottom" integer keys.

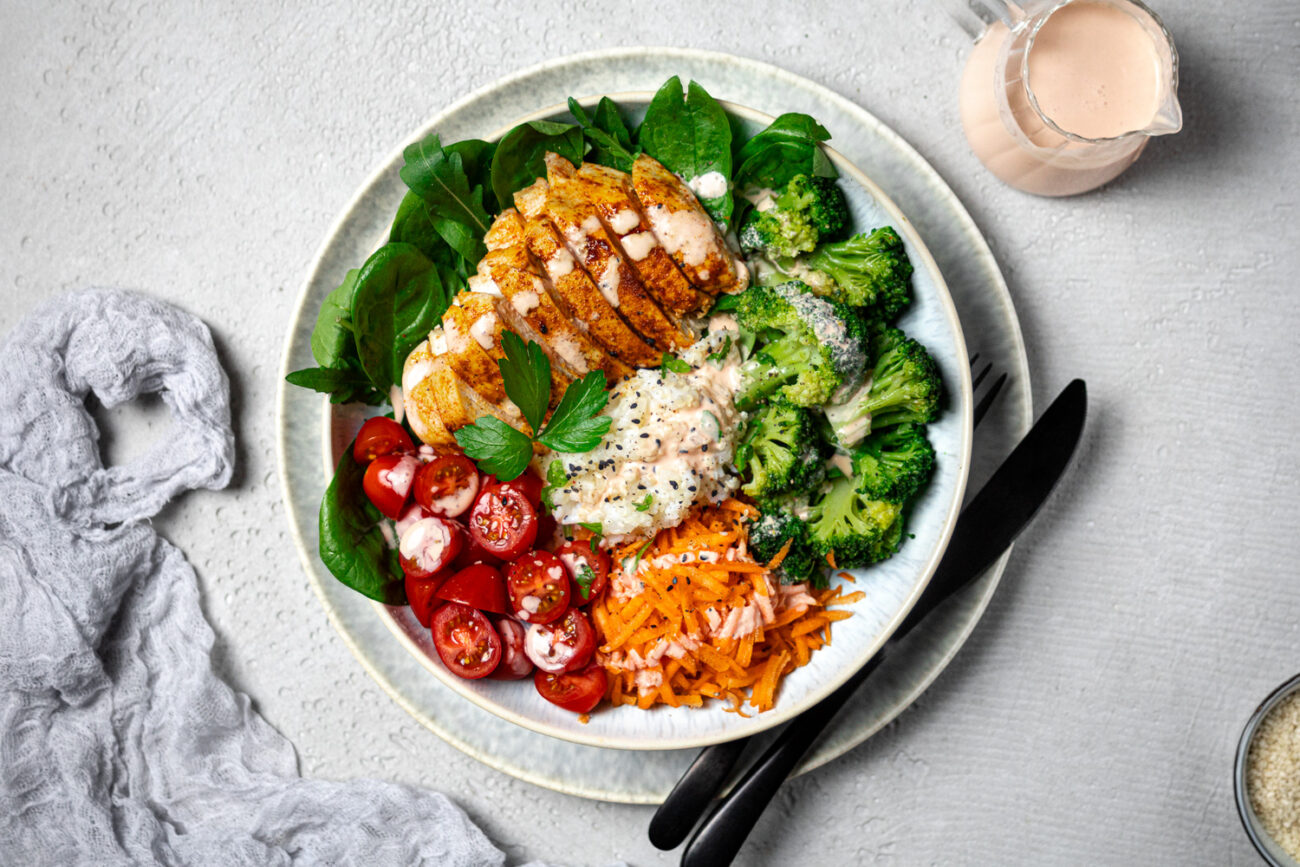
[
  {"left": 454, "top": 332, "right": 613, "bottom": 481},
  {"left": 318, "top": 442, "right": 406, "bottom": 604},
  {"left": 638, "top": 76, "right": 735, "bottom": 225}
]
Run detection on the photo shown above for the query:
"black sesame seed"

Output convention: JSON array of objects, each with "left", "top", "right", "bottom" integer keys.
[{"left": 639, "top": 433, "right": 649, "bottom": 439}]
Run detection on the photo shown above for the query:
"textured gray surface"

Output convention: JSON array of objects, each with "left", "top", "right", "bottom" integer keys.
[{"left": 2, "top": 1, "right": 1297, "bottom": 865}]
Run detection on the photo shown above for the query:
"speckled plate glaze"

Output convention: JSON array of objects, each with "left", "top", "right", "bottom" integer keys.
[{"left": 278, "top": 48, "right": 1031, "bottom": 801}]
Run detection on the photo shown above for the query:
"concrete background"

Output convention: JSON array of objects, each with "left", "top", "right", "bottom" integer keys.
[{"left": 2, "top": 1, "right": 1297, "bottom": 864}]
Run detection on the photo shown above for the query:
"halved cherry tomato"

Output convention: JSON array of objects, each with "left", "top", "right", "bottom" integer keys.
[
  {"left": 452, "top": 530, "right": 503, "bottom": 570},
  {"left": 398, "top": 516, "right": 463, "bottom": 579},
  {"left": 496, "top": 471, "right": 543, "bottom": 510},
  {"left": 413, "top": 454, "right": 479, "bottom": 518},
  {"left": 555, "top": 541, "right": 611, "bottom": 604},
  {"left": 523, "top": 609, "right": 595, "bottom": 673},
  {"left": 431, "top": 603, "right": 501, "bottom": 679},
  {"left": 468, "top": 485, "right": 538, "bottom": 561},
  {"left": 505, "top": 551, "right": 570, "bottom": 625},
  {"left": 405, "top": 568, "right": 450, "bottom": 628},
  {"left": 363, "top": 453, "right": 419, "bottom": 520},
  {"left": 435, "top": 563, "right": 509, "bottom": 615},
  {"left": 353, "top": 417, "right": 414, "bottom": 463},
  {"left": 395, "top": 502, "right": 430, "bottom": 537},
  {"left": 535, "top": 664, "right": 607, "bottom": 713},
  {"left": 489, "top": 617, "right": 534, "bottom": 680}
]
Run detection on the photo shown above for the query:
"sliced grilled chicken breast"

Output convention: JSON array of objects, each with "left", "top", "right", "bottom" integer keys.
[
  {"left": 405, "top": 349, "right": 531, "bottom": 442},
  {"left": 437, "top": 293, "right": 510, "bottom": 405},
  {"left": 480, "top": 209, "right": 632, "bottom": 382},
  {"left": 554, "top": 157, "right": 707, "bottom": 318},
  {"left": 545, "top": 181, "right": 693, "bottom": 352},
  {"left": 402, "top": 338, "right": 456, "bottom": 445},
  {"left": 514, "top": 180, "right": 661, "bottom": 369},
  {"left": 630, "top": 154, "right": 748, "bottom": 296}
]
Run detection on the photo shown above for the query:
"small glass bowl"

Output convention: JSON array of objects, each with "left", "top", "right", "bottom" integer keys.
[{"left": 1235, "top": 672, "right": 1300, "bottom": 866}]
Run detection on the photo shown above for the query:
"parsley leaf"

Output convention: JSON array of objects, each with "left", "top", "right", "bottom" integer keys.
[
  {"left": 453, "top": 416, "right": 534, "bottom": 480},
  {"left": 547, "top": 459, "right": 567, "bottom": 487},
  {"left": 498, "top": 331, "right": 551, "bottom": 435},
  {"left": 536, "top": 371, "right": 612, "bottom": 452},
  {"left": 573, "top": 564, "right": 596, "bottom": 601},
  {"left": 635, "top": 494, "right": 654, "bottom": 512},
  {"left": 660, "top": 353, "right": 693, "bottom": 374},
  {"left": 707, "top": 335, "right": 732, "bottom": 364}
]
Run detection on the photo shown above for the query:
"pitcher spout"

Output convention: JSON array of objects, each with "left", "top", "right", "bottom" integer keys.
[{"left": 1144, "top": 94, "right": 1183, "bottom": 136}]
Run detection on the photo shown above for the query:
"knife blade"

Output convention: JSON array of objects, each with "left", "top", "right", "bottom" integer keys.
[{"left": 667, "top": 379, "right": 1087, "bottom": 866}]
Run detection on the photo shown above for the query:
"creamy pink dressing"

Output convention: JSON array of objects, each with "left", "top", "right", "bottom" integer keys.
[{"left": 960, "top": 1, "right": 1168, "bottom": 196}]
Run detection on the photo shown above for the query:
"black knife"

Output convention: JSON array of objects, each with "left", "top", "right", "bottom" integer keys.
[{"left": 650, "top": 379, "right": 1087, "bottom": 864}]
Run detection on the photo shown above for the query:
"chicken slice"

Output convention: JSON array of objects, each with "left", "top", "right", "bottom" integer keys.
[
  {"left": 514, "top": 181, "right": 661, "bottom": 369},
  {"left": 437, "top": 293, "right": 511, "bottom": 406},
  {"left": 630, "top": 154, "right": 749, "bottom": 295},
  {"left": 551, "top": 156, "right": 707, "bottom": 318},
  {"left": 545, "top": 181, "right": 693, "bottom": 352},
  {"left": 404, "top": 346, "right": 532, "bottom": 445}
]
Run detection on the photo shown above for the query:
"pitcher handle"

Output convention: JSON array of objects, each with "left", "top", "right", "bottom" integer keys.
[{"left": 937, "top": 0, "right": 1020, "bottom": 39}]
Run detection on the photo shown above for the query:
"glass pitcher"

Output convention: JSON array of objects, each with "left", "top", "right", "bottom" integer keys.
[{"left": 952, "top": 0, "right": 1182, "bottom": 196}]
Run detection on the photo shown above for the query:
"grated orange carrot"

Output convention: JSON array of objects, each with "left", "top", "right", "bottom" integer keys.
[{"left": 593, "top": 499, "right": 855, "bottom": 715}]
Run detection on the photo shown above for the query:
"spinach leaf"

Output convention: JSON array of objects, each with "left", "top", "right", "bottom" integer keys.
[
  {"left": 310, "top": 269, "right": 361, "bottom": 368},
  {"left": 637, "top": 77, "right": 734, "bottom": 225},
  {"left": 388, "top": 191, "right": 471, "bottom": 297},
  {"left": 351, "top": 242, "right": 450, "bottom": 396},
  {"left": 568, "top": 97, "right": 639, "bottom": 172},
  {"left": 400, "top": 133, "right": 494, "bottom": 267},
  {"left": 318, "top": 442, "right": 405, "bottom": 604},
  {"left": 733, "top": 112, "right": 838, "bottom": 195},
  {"left": 285, "top": 365, "right": 382, "bottom": 405},
  {"left": 490, "top": 120, "right": 584, "bottom": 207}
]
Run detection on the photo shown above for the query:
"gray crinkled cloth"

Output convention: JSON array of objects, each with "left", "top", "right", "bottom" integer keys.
[{"left": 0, "top": 290, "right": 525, "bottom": 866}]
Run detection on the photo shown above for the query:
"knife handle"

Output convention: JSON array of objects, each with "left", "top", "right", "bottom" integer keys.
[
  {"left": 647, "top": 737, "right": 747, "bottom": 850},
  {"left": 680, "top": 651, "right": 889, "bottom": 867}
]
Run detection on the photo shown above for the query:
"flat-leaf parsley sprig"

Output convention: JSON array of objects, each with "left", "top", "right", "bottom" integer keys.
[{"left": 454, "top": 331, "right": 612, "bottom": 480}]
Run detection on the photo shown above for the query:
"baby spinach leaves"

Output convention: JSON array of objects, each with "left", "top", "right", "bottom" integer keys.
[
  {"left": 489, "top": 120, "right": 584, "bottom": 208},
  {"left": 733, "top": 113, "right": 838, "bottom": 193},
  {"left": 568, "top": 97, "right": 640, "bottom": 172},
  {"left": 288, "top": 268, "right": 384, "bottom": 405},
  {"left": 638, "top": 76, "right": 734, "bottom": 225},
  {"left": 351, "top": 243, "right": 450, "bottom": 398},
  {"left": 318, "top": 442, "right": 405, "bottom": 604},
  {"left": 400, "top": 134, "right": 494, "bottom": 267}
]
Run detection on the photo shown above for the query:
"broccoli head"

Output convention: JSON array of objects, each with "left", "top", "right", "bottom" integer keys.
[
  {"left": 824, "top": 326, "right": 941, "bottom": 448},
  {"left": 739, "top": 174, "right": 849, "bottom": 259},
  {"left": 801, "top": 227, "right": 914, "bottom": 320},
  {"left": 748, "top": 509, "right": 821, "bottom": 586},
  {"left": 733, "top": 281, "right": 869, "bottom": 410},
  {"left": 851, "top": 423, "right": 936, "bottom": 503},
  {"left": 806, "top": 474, "right": 905, "bottom": 569},
  {"left": 735, "top": 400, "right": 825, "bottom": 501}
]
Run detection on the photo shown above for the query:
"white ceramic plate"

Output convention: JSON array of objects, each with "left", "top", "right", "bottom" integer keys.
[
  {"left": 338, "top": 96, "right": 972, "bottom": 750},
  {"left": 278, "top": 48, "right": 1031, "bottom": 800}
]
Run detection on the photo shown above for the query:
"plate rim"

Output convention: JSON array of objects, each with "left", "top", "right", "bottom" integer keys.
[{"left": 276, "top": 45, "right": 1032, "bottom": 796}]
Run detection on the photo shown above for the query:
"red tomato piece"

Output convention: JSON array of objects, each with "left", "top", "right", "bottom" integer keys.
[
  {"left": 434, "top": 563, "right": 509, "bottom": 615},
  {"left": 451, "top": 530, "right": 503, "bottom": 570},
  {"left": 413, "top": 454, "right": 480, "bottom": 518},
  {"left": 405, "top": 569, "right": 449, "bottom": 628},
  {"left": 535, "top": 664, "right": 607, "bottom": 713},
  {"left": 398, "top": 515, "right": 463, "bottom": 579},
  {"left": 468, "top": 485, "right": 538, "bottom": 561},
  {"left": 523, "top": 609, "right": 596, "bottom": 673},
  {"left": 363, "top": 453, "right": 419, "bottom": 520},
  {"left": 431, "top": 603, "right": 501, "bottom": 679},
  {"left": 555, "top": 541, "right": 611, "bottom": 605},
  {"left": 488, "top": 617, "right": 534, "bottom": 680},
  {"left": 505, "top": 551, "right": 570, "bottom": 625},
  {"left": 353, "top": 417, "right": 413, "bottom": 464},
  {"left": 496, "top": 472, "right": 543, "bottom": 510}
]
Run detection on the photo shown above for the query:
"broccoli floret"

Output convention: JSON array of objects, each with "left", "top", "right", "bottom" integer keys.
[
  {"left": 824, "top": 326, "right": 941, "bottom": 448},
  {"left": 735, "top": 400, "right": 825, "bottom": 501},
  {"left": 748, "top": 509, "right": 821, "bottom": 585},
  {"left": 733, "top": 281, "right": 869, "bottom": 410},
  {"left": 802, "top": 228, "right": 913, "bottom": 320},
  {"left": 851, "top": 423, "right": 936, "bottom": 503},
  {"left": 806, "top": 474, "right": 905, "bottom": 569},
  {"left": 739, "top": 174, "right": 849, "bottom": 259}
]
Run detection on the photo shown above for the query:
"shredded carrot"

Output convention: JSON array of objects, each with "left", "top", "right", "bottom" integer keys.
[
  {"left": 590, "top": 498, "right": 856, "bottom": 715},
  {"left": 765, "top": 537, "right": 794, "bottom": 570}
]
